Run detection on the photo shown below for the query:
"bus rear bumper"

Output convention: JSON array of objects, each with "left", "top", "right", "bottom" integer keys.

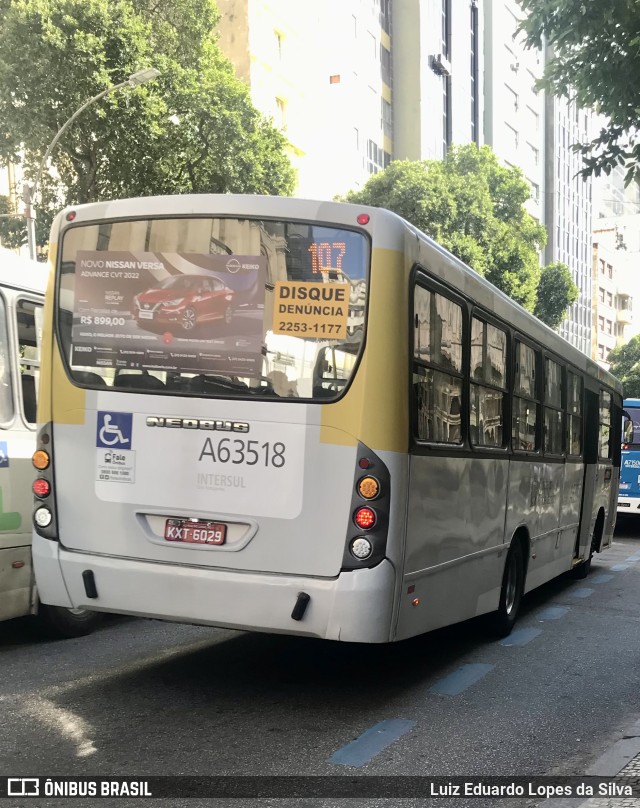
[
  {"left": 32, "top": 535, "right": 397, "bottom": 643},
  {"left": 617, "top": 496, "right": 640, "bottom": 515}
]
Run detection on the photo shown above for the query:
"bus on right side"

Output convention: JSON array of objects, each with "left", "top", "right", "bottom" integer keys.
[{"left": 619, "top": 399, "right": 640, "bottom": 517}]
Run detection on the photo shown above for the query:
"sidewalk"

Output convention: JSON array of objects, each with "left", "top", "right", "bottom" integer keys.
[{"left": 545, "top": 717, "right": 640, "bottom": 808}]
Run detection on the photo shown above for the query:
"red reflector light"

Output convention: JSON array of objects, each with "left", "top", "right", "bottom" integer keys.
[
  {"left": 354, "top": 506, "right": 376, "bottom": 530},
  {"left": 358, "top": 457, "right": 372, "bottom": 469},
  {"left": 66, "top": 211, "right": 77, "bottom": 221},
  {"left": 357, "top": 213, "right": 370, "bottom": 225},
  {"left": 32, "top": 478, "right": 51, "bottom": 498}
]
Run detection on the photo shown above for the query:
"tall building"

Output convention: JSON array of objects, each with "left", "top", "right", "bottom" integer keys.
[
  {"left": 591, "top": 230, "right": 633, "bottom": 369},
  {"left": 216, "top": 0, "right": 393, "bottom": 199},
  {"left": 483, "top": 0, "right": 544, "bottom": 221},
  {"left": 393, "top": 0, "right": 482, "bottom": 161},
  {"left": 544, "top": 89, "right": 594, "bottom": 355},
  {"left": 484, "top": 6, "right": 594, "bottom": 356},
  {"left": 216, "top": 0, "right": 482, "bottom": 199}
]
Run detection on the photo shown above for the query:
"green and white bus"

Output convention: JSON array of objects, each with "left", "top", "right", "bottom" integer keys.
[
  {"left": 32, "top": 195, "right": 622, "bottom": 642},
  {"left": 0, "top": 248, "right": 99, "bottom": 636}
]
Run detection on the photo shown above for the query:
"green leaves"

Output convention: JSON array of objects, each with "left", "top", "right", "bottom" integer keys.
[
  {"left": 534, "top": 262, "right": 579, "bottom": 328},
  {"left": 608, "top": 335, "right": 640, "bottom": 396},
  {"left": 345, "top": 144, "right": 567, "bottom": 315},
  {"left": 518, "top": 0, "right": 640, "bottom": 179},
  {"left": 0, "top": 0, "right": 295, "bottom": 249}
]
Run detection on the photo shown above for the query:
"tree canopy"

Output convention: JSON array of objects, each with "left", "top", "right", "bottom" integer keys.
[
  {"left": 518, "top": 0, "right": 640, "bottom": 184},
  {"left": 0, "top": 0, "right": 296, "bottom": 251},
  {"left": 534, "top": 262, "right": 579, "bottom": 329},
  {"left": 345, "top": 144, "right": 577, "bottom": 325},
  {"left": 608, "top": 336, "right": 640, "bottom": 398}
]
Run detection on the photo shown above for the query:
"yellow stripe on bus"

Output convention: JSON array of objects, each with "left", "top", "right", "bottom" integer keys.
[
  {"left": 320, "top": 248, "right": 409, "bottom": 453},
  {"left": 38, "top": 244, "right": 86, "bottom": 426}
]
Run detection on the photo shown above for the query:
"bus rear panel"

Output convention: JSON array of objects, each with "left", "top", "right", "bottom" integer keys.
[
  {"left": 619, "top": 399, "right": 640, "bottom": 515},
  {"left": 32, "top": 197, "right": 409, "bottom": 642}
]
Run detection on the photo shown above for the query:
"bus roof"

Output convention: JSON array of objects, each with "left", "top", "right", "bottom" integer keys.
[{"left": 0, "top": 248, "right": 47, "bottom": 294}]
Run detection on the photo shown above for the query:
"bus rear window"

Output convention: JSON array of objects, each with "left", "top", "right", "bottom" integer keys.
[{"left": 57, "top": 216, "right": 369, "bottom": 400}]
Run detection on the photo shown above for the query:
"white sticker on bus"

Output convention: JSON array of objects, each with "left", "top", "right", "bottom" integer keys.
[
  {"left": 96, "top": 448, "right": 136, "bottom": 483},
  {"left": 95, "top": 417, "right": 305, "bottom": 519}
]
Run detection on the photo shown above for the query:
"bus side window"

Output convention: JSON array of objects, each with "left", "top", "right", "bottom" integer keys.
[
  {"left": 599, "top": 389, "right": 612, "bottom": 459},
  {"left": 0, "top": 293, "right": 13, "bottom": 424},
  {"left": 16, "top": 298, "right": 42, "bottom": 425},
  {"left": 412, "top": 284, "right": 463, "bottom": 444}
]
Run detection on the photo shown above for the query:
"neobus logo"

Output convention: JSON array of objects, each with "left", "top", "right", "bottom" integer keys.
[{"left": 146, "top": 416, "right": 249, "bottom": 433}]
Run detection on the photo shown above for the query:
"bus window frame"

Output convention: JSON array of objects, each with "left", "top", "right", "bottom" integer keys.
[
  {"left": 468, "top": 306, "right": 511, "bottom": 452},
  {"left": 410, "top": 267, "right": 468, "bottom": 450},
  {"left": 0, "top": 288, "right": 14, "bottom": 429},
  {"left": 565, "top": 368, "right": 584, "bottom": 460},
  {"left": 53, "top": 212, "right": 373, "bottom": 406},
  {"left": 511, "top": 333, "right": 542, "bottom": 456},
  {"left": 541, "top": 351, "right": 566, "bottom": 460},
  {"left": 598, "top": 387, "right": 613, "bottom": 462},
  {"left": 15, "top": 294, "right": 43, "bottom": 430}
]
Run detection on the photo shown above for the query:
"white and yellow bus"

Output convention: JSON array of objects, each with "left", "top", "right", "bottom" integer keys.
[
  {"left": 32, "top": 195, "right": 622, "bottom": 642},
  {"left": 0, "top": 248, "right": 99, "bottom": 636}
]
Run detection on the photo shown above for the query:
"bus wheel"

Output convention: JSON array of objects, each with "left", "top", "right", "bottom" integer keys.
[
  {"left": 489, "top": 541, "right": 525, "bottom": 638},
  {"left": 571, "top": 513, "right": 604, "bottom": 580},
  {"left": 36, "top": 604, "right": 102, "bottom": 639}
]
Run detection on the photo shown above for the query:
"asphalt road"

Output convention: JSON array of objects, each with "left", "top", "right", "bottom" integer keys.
[{"left": 2, "top": 524, "right": 640, "bottom": 808}]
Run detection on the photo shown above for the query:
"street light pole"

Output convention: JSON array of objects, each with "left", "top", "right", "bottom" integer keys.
[{"left": 23, "top": 67, "right": 160, "bottom": 260}]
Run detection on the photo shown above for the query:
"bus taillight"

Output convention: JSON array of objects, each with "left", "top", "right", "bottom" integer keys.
[
  {"left": 32, "top": 478, "right": 51, "bottom": 498},
  {"left": 32, "top": 450, "right": 50, "bottom": 470},
  {"left": 354, "top": 506, "right": 376, "bottom": 530},
  {"left": 341, "top": 443, "right": 390, "bottom": 571},
  {"left": 357, "top": 476, "right": 380, "bottom": 500},
  {"left": 34, "top": 506, "right": 53, "bottom": 528},
  {"left": 350, "top": 537, "right": 373, "bottom": 559},
  {"left": 32, "top": 426, "right": 59, "bottom": 541}
]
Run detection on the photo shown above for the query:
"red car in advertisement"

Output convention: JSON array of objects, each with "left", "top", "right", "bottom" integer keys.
[{"left": 133, "top": 274, "right": 235, "bottom": 333}]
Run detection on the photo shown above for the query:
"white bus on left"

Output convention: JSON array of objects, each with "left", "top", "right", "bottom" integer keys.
[{"left": 0, "top": 248, "right": 100, "bottom": 637}]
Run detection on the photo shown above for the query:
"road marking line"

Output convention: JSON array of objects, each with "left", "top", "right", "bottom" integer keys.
[
  {"left": 429, "top": 663, "right": 494, "bottom": 696},
  {"left": 328, "top": 719, "right": 416, "bottom": 768},
  {"left": 569, "top": 587, "right": 594, "bottom": 598},
  {"left": 611, "top": 564, "right": 630, "bottom": 571},
  {"left": 537, "top": 607, "right": 569, "bottom": 621},
  {"left": 591, "top": 574, "right": 614, "bottom": 584},
  {"left": 500, "top": 628, "right": 542, "bottom": 647}
]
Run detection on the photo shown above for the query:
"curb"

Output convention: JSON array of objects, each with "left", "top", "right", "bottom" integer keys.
[{"left": 543, "top": 718, "right": 640, "bottom": 808}]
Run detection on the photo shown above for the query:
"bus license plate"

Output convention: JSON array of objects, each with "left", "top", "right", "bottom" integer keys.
[{"left": 164, "top": 519, "right": 227, "bottom": 545}]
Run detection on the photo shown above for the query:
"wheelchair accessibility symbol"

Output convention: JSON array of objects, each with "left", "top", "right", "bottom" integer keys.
[{"left": 96, "top": 411, "right": 133, "bottom": 449}]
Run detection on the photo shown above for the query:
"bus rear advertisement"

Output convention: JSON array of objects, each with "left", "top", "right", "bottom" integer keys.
[{"left": 32, "top": 195, "right": 622, "bottom": 643}]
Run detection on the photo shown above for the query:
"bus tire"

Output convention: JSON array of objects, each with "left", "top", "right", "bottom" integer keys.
[
  {"left": 36, "top": 604, "right": 102, "bottom": 639},
  {"left": 571, "top": 512, "right": 604, "bottom": 580},
  {"left": 489, "top": 540, "right": 525, "bottom": 638}
]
